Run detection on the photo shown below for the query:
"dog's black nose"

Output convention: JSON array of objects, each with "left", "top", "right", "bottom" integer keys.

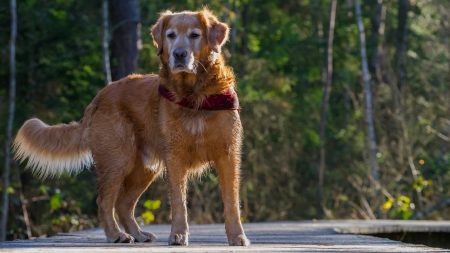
[{"left": 173, "top": 48, "right": 187, "bottom": 60}]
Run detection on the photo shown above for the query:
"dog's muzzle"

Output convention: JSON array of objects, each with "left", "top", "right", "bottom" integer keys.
[
  {"left": 173, "top": 48, "right": 187, "bottom": 68},
  {"left": 170, "top": 48, "right": 195, "bottom": 73}
]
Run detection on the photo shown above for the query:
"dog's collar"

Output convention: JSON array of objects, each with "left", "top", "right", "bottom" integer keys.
[{"left": 158, "top": 85, "right": 240, "bottom": 111}]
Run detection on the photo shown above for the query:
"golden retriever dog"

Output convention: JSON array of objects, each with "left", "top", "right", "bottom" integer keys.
[{"left": 13, "top": 8, "right": 250, "bottom": 246}]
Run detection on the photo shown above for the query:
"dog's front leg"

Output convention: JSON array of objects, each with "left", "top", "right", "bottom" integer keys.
[
  {"left": 215, "top": 155, "right": 250, "bottom": 246},
  {"left": 166, "top": 158, "right": 189, "bottom": 246}
]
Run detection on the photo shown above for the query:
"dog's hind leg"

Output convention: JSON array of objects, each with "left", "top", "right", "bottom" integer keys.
[
  {"left": 96, "top": 164, "right": 135, "bottom": 243},
  {"left": 92, "top": 130, "right": 137, "bottom": 242},
  {"left": 89, "top": 106, "right": 142, "bottom": 243},
  {"left": 116, "top": 164, "right": 159, "bottom": 243}
]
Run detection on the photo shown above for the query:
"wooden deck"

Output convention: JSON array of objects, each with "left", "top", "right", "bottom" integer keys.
[{"left": 1, "top": 220, "right": 449, "bottom": 252}]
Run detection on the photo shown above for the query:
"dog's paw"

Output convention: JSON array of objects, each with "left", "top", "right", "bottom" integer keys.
[
  {"left": 168, "top": 233, "right": 189, "bottom": 246},
  {"left": 133, "top": 230, "right": 157, "bottom": 243},
  {"left": 229, "top": 234, "right": 250, "bottom": 246},
  {"left": 107, "top": 232, "right": 135, "bottom": 243}
]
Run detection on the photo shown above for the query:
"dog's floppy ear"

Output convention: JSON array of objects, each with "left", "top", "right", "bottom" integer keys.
[
  {"left": 151, "top": 10, "right": 172, "bottom": 56},
  {"left": 200, "top": 8, "right": 230, "bottom": 53},
  {"left": 209, "top": 21, "right": 229, "bottom": 53}
]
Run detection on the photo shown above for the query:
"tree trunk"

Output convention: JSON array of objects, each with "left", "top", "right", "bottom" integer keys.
[
  {"left": 355, "top": 0, "right": 381, "bottom": 184},
  {"left": 317, "top": 0, "right": 337, "bottom": 217},
  {"left": 19, "top": 191, "right": 32, "bottom": 239},
  {"left": 369, "top": 0, "right": 386, "bottom": 83},
  {"left": 311, "top": 0, "right": 323, "bottom": 46},
  {"left": 1, "top": 0, "right": 17, "bottom": 241},
  {"left": 102, "top": 0, "right": 112, "bottom": 84},
  {"left": 395, "top": 0, "right": 424, "bottom": 212},
  {"left": 447, "top": 1, "right": 450, "bottom": 140},
  {"left": 231, "top": 0, "right": 238, "bottom": 55},
  {"left": 110, "top": 0, "right": 139, "bottom": 81},
  {"left": 396, "top": 0, "right": 408, "bottom": 94},
  {"left": 240, "top": 4, "right": 249, "bottom": 56}
]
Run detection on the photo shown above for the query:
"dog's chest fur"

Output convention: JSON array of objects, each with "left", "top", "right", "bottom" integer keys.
[
  {"left": 182, "top": 114, "right": 205, "bottom": 135},
  {"left": 159, "top": 103, "right": 212, "bottom": 141}
]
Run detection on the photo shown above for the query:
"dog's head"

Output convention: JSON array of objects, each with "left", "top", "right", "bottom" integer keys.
[{"left": 151, "top": 8, "right": 229, "bottom": 74}]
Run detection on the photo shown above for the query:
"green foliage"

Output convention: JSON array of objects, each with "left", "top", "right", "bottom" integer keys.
[
  {"left": 413, "top": 176, "right": 431, "bottom": 193},
  {"left": 143, "top": 199, "right": 161, "bottom": 210},
  {"left": 50, "top": 192, "right": 61, "bottom": 212},
  {"left": 141, "top": 211, "right": 155, "bottom": 224},
  {"left": 140, "top": 199, "right": 161, "bottom": 224},
  {"left": 382, "top": 196, "right": 415, "bottom": 220},
  {"left": 6, "top": 186, "right": 14, "bottom": 194}
]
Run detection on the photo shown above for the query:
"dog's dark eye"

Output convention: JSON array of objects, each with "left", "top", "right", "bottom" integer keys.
[
  {"left": 189, "top": 33, "right": 200, "bottom": 39},
  {"left": 167, "top": 32, "right": 176, "bottom": 39}
]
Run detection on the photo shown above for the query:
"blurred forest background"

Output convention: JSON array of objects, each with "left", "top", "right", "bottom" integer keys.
[{"left": 1, "top": 0, "right": 450, "bottom": 241}]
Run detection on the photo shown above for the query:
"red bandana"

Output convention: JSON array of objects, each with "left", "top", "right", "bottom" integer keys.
[{"left": 158, "top": 85, "right": 240, "bottom": 111}]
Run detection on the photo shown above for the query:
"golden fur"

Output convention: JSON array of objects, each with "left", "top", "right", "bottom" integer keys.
[{"left": 13, "top": 8, "right": 249, "bottom": 246}]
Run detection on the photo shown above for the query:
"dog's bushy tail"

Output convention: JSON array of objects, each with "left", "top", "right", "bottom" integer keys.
[{"left": 13, "top": 118, "right": 93, "bottom": 178}]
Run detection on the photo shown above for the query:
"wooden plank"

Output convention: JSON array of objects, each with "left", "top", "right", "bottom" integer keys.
[
  {"left": 0, "top": 221, "right": 448, "bottom": 252},
  {"left": 332, "top": 220, "right": 450, "bottom": 234}
]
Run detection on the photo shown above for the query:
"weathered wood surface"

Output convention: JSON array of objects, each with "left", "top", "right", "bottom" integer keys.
[{"left": 1, "top": 220, "right": 449, "bottom": 252}]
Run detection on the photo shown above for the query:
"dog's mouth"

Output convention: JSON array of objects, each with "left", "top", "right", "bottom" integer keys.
[{"left": 171, "top": 63, "right": 195, "bottom": 74}]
